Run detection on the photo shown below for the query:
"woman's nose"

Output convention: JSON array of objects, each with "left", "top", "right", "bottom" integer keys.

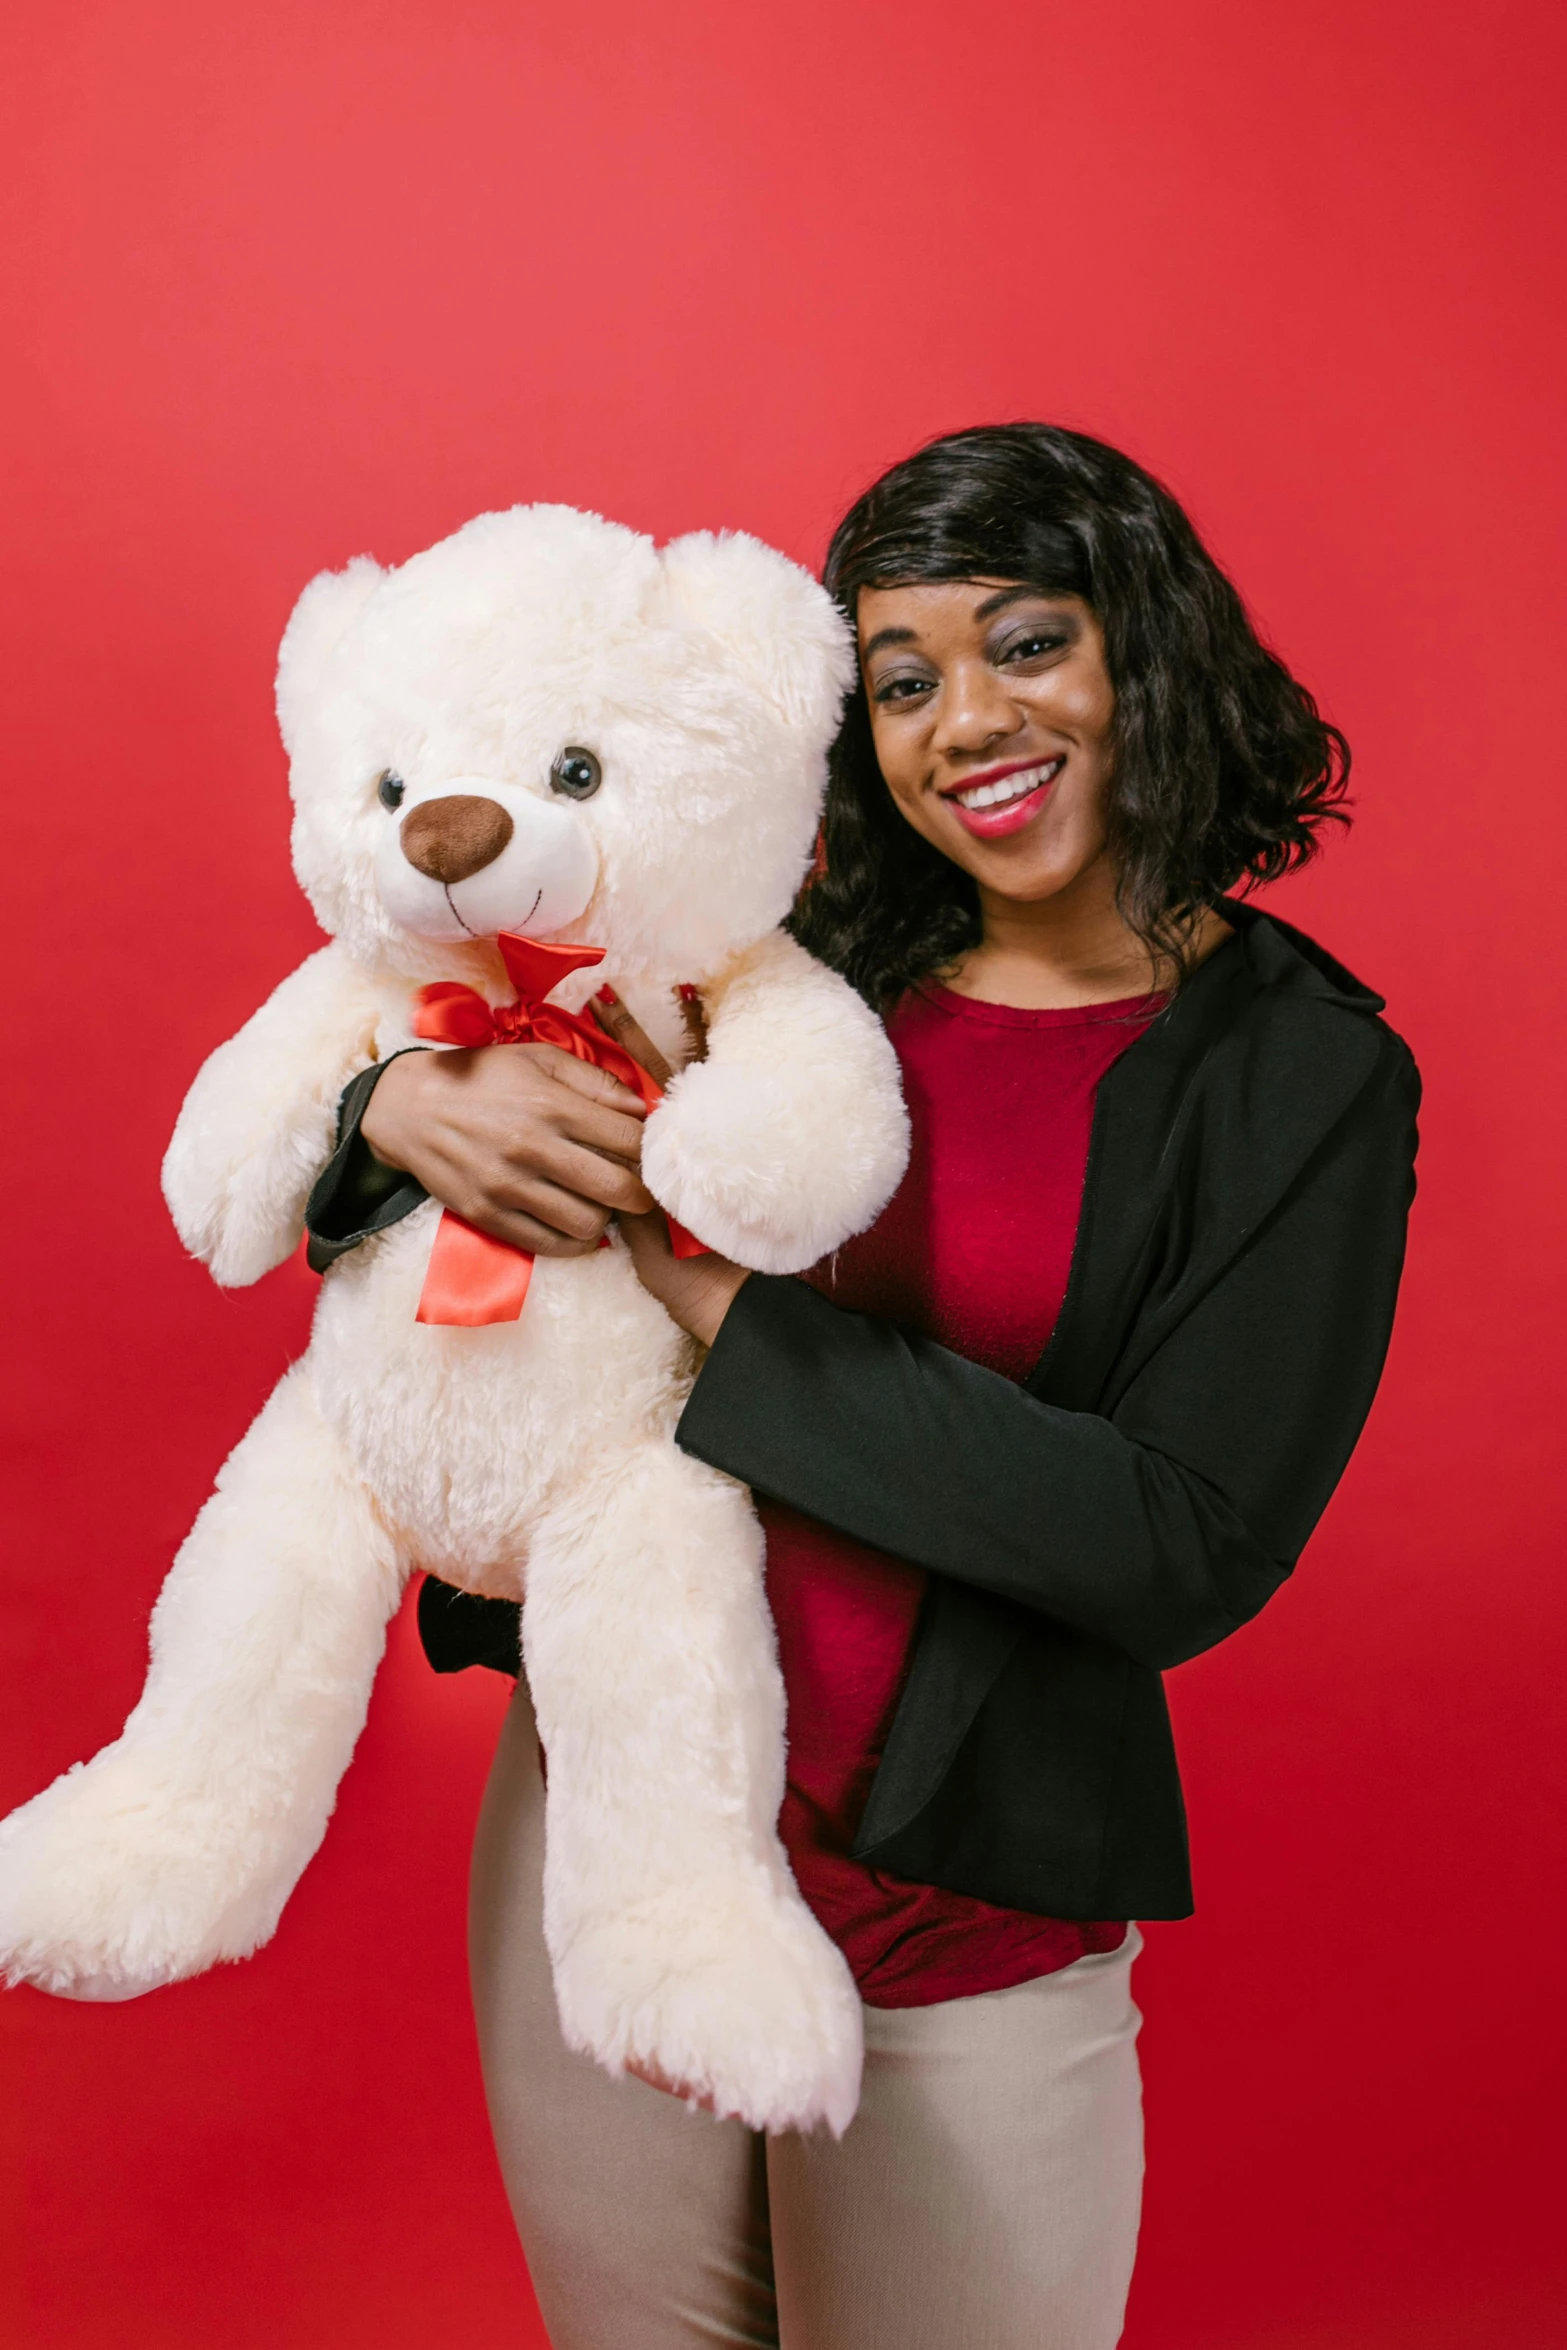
[{"left": 931, "top": 658, "right": 1023, "bottom": 756}]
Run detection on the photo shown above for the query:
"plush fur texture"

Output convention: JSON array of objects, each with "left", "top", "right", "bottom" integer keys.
[{"left": 0, "top": 506, "right": 909, "bottom": 2136}]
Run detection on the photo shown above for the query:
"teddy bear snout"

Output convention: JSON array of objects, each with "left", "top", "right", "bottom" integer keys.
[{"left": 399, "top": 795, "right": 515, "bottom": 884}]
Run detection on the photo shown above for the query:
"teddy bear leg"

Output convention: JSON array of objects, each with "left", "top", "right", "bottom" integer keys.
[
  {"left": 521, "top": 1440, "right": 864, "bottom": 2137},
  {"left": 0, "top": 1364, "right": 404, "bottom": 2001}
]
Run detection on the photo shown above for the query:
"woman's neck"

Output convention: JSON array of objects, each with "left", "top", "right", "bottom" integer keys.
[{"left": 945, "top": 865, "right": 1231, "bottom": 1010}]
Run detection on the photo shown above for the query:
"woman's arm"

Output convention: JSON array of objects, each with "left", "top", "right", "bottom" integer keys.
[{"left": 664, "top": 1040, "right": 1420, "bottom": 1673}]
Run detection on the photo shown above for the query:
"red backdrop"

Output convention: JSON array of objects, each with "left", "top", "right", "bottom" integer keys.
[{"left": 2, "top": 3, "right": 1563, "bottom": 2342}]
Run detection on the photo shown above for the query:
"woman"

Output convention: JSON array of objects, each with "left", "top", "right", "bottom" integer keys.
[{"left": 306, "top": 424, "right": 1419, "bottom": 2348}]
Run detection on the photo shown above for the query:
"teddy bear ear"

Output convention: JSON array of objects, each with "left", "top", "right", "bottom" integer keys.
[
  {"left": 275, "top": 555, "right": 385, "bottom": 753},
  {"left": 660, "top": 530, "right": 856, "bottom": 747}
]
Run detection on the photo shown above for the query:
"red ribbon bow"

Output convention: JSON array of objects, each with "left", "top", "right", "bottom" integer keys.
[{"left": 411, "top": 932, "right": 706, "bottom": 1327}]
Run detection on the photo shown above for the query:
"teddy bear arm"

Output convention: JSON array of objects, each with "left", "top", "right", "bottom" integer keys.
[
  {"left": 639, "top": 930, "right": 910, "bottom": 1274},
  {"left": 161, "top": 942, "right": 382, "bottom": 1286}
]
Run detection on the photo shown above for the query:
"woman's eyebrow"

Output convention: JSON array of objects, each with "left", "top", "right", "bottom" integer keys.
[
  {"left": 860, "top": 624, "right": 920, "bottom": 660},
  {"left": 971, "top": 584, "right": 1051, "bottom": 622}
]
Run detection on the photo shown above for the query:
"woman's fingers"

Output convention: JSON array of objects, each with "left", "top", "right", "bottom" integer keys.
[
  {"left": 434, "top": 1156, "right": 626, "bottom": 1251},
  {"left": 615, "top": 1204, "right": 676, "bottom": 1272},
  {"left": 445, "top": 1200, "right": 604, "bottom": 1257},
  {"left": 541, "top": 1045, "right": 650, "bottom": 1117},
  {"left": 590, "top": 989, "right": 674, "bottom": 1086},
  {"left": 616, "top": 1207, "right": 750, "bottom": 1346},
  {"left": 545, "top": 1091, "right": 652, "bottom": 1172},
  {"left": 534, "top": 1136, "right": 657, "bottom": 1218},
  {"left": 424, "top": 1133, "right": 653, "bottom": 1253},
  {"left": 624, "top": 2054, "right": 715, "bottom": 2112}
]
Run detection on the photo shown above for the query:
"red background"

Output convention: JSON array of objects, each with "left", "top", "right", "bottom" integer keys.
[{"left": 2, "top": 3, "right": 1563, "bottom": 2343}]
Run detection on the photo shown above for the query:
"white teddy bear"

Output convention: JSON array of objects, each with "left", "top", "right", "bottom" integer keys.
[{"left": 0, "top": 505, "right": 909, "bottom": 2136}]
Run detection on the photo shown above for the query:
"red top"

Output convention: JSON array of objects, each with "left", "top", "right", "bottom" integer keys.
[{"left": 763, "top": 981, "right": 1159, "bottom": 2008}]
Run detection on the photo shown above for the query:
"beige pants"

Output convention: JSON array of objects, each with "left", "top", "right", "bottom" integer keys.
[{"left": 470, "top": 1684, "right": 1144, "bottom": 2350}]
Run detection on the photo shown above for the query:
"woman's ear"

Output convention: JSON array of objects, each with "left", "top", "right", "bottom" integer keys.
[
  {"left": 275, "top": 556, "right": 384, "bottom": 754},
  {"left": 661, "top": 530, "right": 856, "bottom": 749}
]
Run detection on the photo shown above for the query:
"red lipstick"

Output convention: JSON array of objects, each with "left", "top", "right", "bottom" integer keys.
[{"left": 939, "top": 754, "right": 1064, "bottom": 840}]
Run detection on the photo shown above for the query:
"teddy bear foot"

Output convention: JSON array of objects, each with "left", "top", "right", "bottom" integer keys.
[
  {"left": 18, "top": 1963, "right": 170, "bottom": 2003},
  {"left": 0, "top": 1754, "right": 286, "bottom": 2000},
  {"left": 553, "top": 1877, "right": 865, "bottom": 2137}
]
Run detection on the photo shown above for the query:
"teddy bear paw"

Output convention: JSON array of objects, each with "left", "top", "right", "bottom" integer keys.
[
  {"left": 0, "top": 1756, "right": 279, "bottom": 1999},
  {"left": 642, "top": 1060, "right": 899, "bottom": 1275},
  {"left": 553, "top": 1875, "right": 864, "bottom": 2136}
]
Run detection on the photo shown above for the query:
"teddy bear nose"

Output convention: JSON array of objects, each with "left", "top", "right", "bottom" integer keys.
[{"left": 399, "top": 795, "right": 515, "bottom": 884}]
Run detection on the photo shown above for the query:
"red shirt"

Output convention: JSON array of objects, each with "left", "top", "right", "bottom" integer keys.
[{"left": 763, "top": 981, "right": 1159, "bottom": 2008}]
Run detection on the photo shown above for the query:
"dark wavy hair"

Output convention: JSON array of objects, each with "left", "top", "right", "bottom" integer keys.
[{"left": 790, "top": 423, "right": 1350, "bottom": 1007}]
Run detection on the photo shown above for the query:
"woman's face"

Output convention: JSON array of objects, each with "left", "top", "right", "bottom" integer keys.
[{"left": 857, "top": 580, "right": 1116, "bottom": 903}]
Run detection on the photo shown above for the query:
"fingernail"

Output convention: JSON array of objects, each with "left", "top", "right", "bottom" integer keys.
[{"left": 596, "top": 985, "right": 618, "bottom": 1005}]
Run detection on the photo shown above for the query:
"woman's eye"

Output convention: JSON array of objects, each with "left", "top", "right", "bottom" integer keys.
[
  {"left": 377, "top": 770, "right": 406, "bottom": 810},
  {"left": 873, "top": 675, "right": 935, "bottom": 705},
  {"left": 550, "top": 746, "right": 603, "bottom": 800},
  {"left": 999, "top": 631, "right": 1068, "bottom": 665}
]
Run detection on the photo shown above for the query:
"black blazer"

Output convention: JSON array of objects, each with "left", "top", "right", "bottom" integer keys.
[{"left": 309, "top": 902, "right": 1420, "bottom": 1921}]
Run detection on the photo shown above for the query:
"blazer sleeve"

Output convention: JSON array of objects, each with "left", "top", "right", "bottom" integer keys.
[
  {"left": 303, "top": 1050, "right": 430, "bottom": 1271},
  {"left": 676, "top": 1035, "right": 1420, "bottom": 1672}
]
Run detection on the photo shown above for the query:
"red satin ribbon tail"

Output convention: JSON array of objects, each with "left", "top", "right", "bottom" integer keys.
[
  {"left": 496, "top": 932, "right": 606, "bottom": 1000},
  {"left": 416, "top": 1212, "right": 535, "bottom": 1326},
  {"left": 665, "top": 1215, "right": 710, "bottom": 1261}
]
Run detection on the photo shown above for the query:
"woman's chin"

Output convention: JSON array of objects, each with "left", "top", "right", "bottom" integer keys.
[{"left": 961, "top": 840, "right": 1100, "bottom": 907}]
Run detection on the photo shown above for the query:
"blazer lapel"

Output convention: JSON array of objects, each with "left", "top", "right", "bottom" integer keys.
[
  {"left": 853, "top": 1576, "right": 1026, "bottom": 1856},
  {"left": 1031, "top": 931, "right": 1258, "bottom": 1410},
  {"left": 1033, "top": 907, "right": 1387, "bottom": 1415}
]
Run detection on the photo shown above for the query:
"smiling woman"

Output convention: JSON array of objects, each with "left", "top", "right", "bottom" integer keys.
[{"left": 331, "top": 424, "right": 1417, "bottom": 2350}]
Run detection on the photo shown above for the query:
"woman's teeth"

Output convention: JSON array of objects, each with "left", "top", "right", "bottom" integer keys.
[{"left": 951, "top": 757, "right": 1063, "bottom": 811}]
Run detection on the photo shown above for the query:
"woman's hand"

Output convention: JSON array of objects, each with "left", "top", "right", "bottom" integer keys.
[
  {"left": 624, "top": 2054, "right": 716, "bottom": 2111},
  {"left": 360, "top": 1042, "right": 656, "bottom": 1256},
  {"left": 615, "top": 1206, "right": 749, "bottom": 1347}
]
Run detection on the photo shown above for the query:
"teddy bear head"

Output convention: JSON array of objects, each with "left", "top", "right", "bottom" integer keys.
[{"left": 275, "top": 504, "right": 855, "bottom": 989}]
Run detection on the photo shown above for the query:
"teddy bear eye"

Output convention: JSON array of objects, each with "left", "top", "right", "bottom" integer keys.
[
  {"left": 376, "top": 770, "right": 406, "bottom": 811},
  {"left": 549, "top": 747, "right": 603, "bottom": 801}
]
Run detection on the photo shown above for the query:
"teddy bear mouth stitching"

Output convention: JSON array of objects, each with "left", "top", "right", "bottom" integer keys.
[{"left": 443, "top": 883, "right": 540, "bottom": 940}]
